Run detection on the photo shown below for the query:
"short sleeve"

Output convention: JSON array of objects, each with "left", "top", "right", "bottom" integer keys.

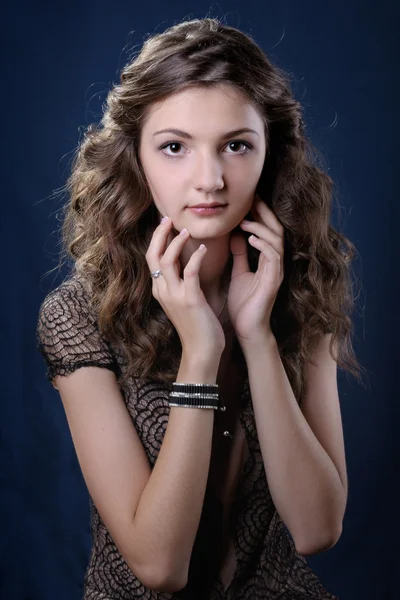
[{"left": 36, "top": 276, "right": 119, "bottom": 389}]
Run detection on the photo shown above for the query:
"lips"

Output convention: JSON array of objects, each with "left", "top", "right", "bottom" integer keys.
[{"left": 189, "top": 204, "right": 226, "bottom": 208}]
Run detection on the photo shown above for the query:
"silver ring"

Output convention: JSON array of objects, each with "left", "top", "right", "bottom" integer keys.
[{"left": 151, "top": 269, "right": 162, "bottom": 278}]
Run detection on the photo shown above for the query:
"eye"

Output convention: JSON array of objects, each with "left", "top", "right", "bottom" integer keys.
[
  {"left": 225, "top": 141, "right": 252, "bottom": 155},
  {"left": 159, "top": 142, "right": 184, "bottom": 158},
  {"left": 158, "top": 140, "right": 253, "bottom": 159}
]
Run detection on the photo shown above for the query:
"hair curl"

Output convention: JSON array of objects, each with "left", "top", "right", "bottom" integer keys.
[{"left": 51, "top": 17, "right": 367, "bottom": 403}]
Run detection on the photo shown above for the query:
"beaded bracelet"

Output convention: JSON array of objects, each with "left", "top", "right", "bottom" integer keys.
[{"left": 169, "top": 382, "right": 220, "bottom": 410}]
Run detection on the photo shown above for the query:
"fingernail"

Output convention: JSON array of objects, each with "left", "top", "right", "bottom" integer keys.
[
  {"left": 179, "top": 228, "right": 188, "bottom": 235},
  {"left": 161, "top": 216, "right": 169, "bottom": 223}
]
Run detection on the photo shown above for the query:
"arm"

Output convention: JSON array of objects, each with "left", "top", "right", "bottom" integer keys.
[
  {"left": 241, "top": 331, "right": 347, "bottom": 555},
  {"left": 54, "top": 348, "right": 221, "bottom": 593},
  {"left": 132, "top": 349, "right": 220, "bottom": 588}
]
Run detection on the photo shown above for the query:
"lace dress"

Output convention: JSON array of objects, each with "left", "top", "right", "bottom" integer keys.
[{"left": 36, "top": 272, "right": 339, "bottom": 600}]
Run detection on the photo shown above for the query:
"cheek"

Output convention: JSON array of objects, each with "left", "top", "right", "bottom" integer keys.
[
  {"left": 144, "top": 175, "right": 167, "bottom": 208},
  {"left": 148, "top": 173, "right": 184, "bottom": 212},
  {"left": 149, "top": 192, "right": 177, "bottom": 221},
  {"left": 147, "top": 165, "right": 179, "bottom": 196}
]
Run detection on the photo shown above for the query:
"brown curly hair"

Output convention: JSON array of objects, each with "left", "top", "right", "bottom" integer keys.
[{"left": 48, "top": 17, "right": 367, "bottom": 403}]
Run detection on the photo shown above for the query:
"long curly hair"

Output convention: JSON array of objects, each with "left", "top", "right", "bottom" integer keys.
[{"left": 51, "top": 17, "right": 367, "bottom": 403}]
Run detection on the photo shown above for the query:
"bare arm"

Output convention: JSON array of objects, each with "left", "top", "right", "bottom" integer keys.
[
  {"left": 241, "top": 331, "right": 347, "bottom": 555},
  {"left": 131, "top": 350, "right": 220, "bottom": 589},
  {"left": 55, "top": 349, "right": 221, "bottom": 593}
]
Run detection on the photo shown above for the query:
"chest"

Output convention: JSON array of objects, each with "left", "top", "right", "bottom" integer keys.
[{"left": 208, "top": 346, "right": 249, "bottom": 511}]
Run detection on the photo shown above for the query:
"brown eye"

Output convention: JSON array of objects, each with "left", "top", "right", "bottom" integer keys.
[
  {"left": 159, "top": 139, "right": 253, "bottom": 160},
  {"left": 159, "top": 142, "right": 184, "bottom": 158},
  {"left": 226, "top": 141, "right": 252, "bottom": 154}
]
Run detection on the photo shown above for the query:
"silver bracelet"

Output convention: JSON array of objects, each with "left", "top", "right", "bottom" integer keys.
[{"left": 169, "top": 382, "right": 220, "bottom": 410}]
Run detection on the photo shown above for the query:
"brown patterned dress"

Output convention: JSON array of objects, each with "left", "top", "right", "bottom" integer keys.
[{"left": 36, "top": 272, "right": 339, "bottom": 600}]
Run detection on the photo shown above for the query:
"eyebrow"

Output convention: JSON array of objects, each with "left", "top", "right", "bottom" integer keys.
[{"left": 153, "top": 127, "right": 260, "bottom": 139}]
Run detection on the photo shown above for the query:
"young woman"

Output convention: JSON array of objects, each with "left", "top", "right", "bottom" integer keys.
[{"left": 37, "top": 17, "right": 364, "bottom": 600}]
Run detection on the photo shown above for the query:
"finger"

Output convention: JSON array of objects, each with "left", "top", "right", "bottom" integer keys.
[
  {"left": 230, "top": 233, "right": 249, "bottom": 278},
  {"left": 248, "top": 236, "right": 283, "bottom": 280},
  {"left": 159, "top": 227, "right": 191, "bottom": 290},
  {"left": 182, "top": 243, "right": 207, "bottom": 299},
  {"left": 145, "top": 216, "right": 173, "bottom": 272},
  {"left": 251, "top": 199, "right": 284, "bottom": 238},
  {"left": 240, "top": 219, "right": 283, "bottom": 256}
]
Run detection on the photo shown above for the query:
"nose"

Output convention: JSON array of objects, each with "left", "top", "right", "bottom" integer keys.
[{"left": 193, "top": 152, "right": 224, "bottom": 193}]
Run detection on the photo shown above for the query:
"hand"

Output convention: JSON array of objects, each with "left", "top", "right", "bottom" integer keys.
[
  {"left": 145, "top": 217, "right": 226, "bottom": 356},
  {"left": 227, "top": 195, "right": 285, "bottom": 344}
]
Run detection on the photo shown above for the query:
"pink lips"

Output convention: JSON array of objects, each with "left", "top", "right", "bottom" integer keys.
[{"left": 187, "top": 205, "right": 226, "bottom": 215}]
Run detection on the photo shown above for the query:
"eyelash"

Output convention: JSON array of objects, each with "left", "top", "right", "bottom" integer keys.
[{"left": 158, "top": 140, "right": 253, "bottom": 159}]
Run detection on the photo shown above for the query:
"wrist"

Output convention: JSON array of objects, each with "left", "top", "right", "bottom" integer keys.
[
  {"left": 178, "top": 350, "right": 222, "bottom": 384},
  {"left": 239, "top": 328, "right": 277, "bottom": 357}
]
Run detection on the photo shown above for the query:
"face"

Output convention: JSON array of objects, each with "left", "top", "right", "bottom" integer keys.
[{"left": 138, "top": 83, "right": 267, "bottom": 239}]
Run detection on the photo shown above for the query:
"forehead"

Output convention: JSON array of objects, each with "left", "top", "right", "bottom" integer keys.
[{"left": 142, "top": 83, "right": 263, "bottom": 131}]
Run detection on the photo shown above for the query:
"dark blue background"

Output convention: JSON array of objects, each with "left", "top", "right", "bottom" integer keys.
[{"left": 2, "top": 2, "right": 397, "bottom": 599}]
